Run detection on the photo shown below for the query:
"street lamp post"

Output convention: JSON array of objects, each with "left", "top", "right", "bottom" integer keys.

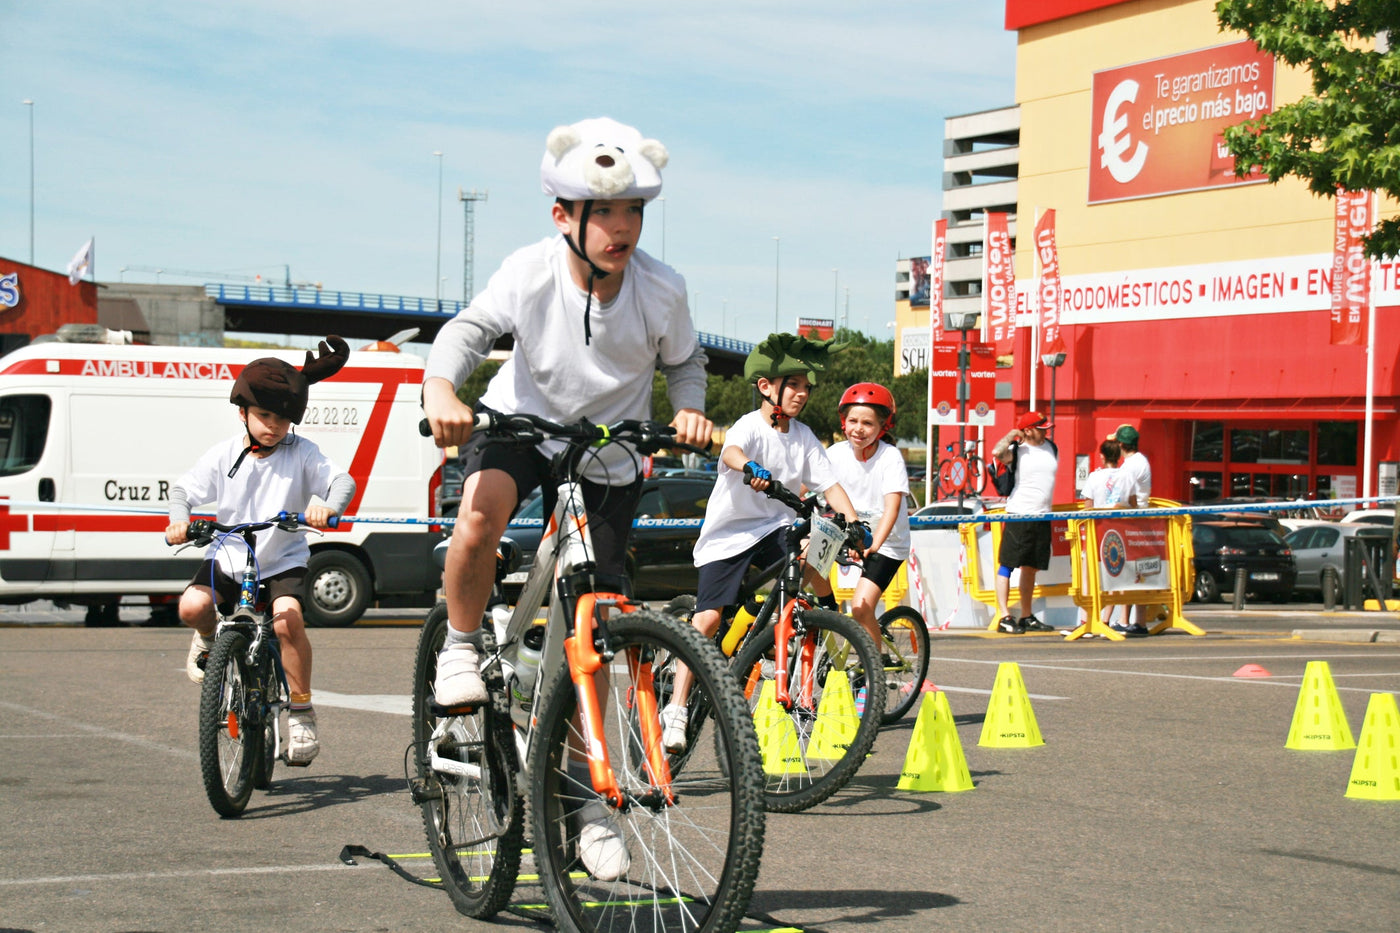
[
  {"left": 772, "top": 236, "right": 781, "bottom": 331},
  {"left": 23, "top": 99, "right": 34, "bottom": 265},
  {"left": 832, "top": 269, "right": 839, "bottom": 324},
  {"left": 1041, "top": 343, "right": 1067, "bottom": 440},
  {"left": 433, "top": 151, "right": 444, "bottom": 306},
  {"left": 944, "top": 308, "right": 981, "bottom": 508}
]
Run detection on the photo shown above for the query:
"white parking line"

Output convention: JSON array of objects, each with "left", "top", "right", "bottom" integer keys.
[
  {"left": 0, "top": 700, "right": 195, "bottom": 760},
  {"left": 0, "top": 862, "right": 375, "bottom": 887},
  {"left": 313, "top": 690, "right": 411, "bottom": 716}
]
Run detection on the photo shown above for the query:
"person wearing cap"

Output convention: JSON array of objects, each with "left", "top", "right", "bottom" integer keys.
[
  {"left": 420, "top": 118, "right": 711, "bottom": 880},
  {"left": 989, "top": 411, "right": 1059, "bottom": 633},
  {"left": 164, "top": 337, "right": 357, "bottom": 765},
  {"left": 1110, "top": 423, "right": 1153, "bottom": 636}
]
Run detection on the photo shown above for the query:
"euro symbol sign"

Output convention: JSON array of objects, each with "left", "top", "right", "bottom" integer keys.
[{"left": 1098, "top": 79, "right": 1148, "bottom": 184}]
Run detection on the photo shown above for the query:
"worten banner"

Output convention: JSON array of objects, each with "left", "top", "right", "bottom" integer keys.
[
  {"left": 1331, "top": 188, "right": 1374, "bottom": 347},
  {"left": 929, "top": 220, "right": 947, "bottom": 343},
  {"left": 1033, "top": 210, "right": 1061, "bottom": 353},
  {"left": 983, "top": 212, "right": 1016, "bottom": 354},
  {"left": 1089, "top": 39, "right": 1274, "bottom": 204},
  {"left": 930, "top": 340, "right": 996, "bottom": 427}
]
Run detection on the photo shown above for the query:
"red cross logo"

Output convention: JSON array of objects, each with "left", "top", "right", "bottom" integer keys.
[{"left": 0, "top": 502, "right": 29, "bottom": 550}]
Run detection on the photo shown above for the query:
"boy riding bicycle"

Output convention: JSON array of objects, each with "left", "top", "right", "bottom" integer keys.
[
  {"left": 662, "top": 332, "right": 866, "bottom": 753},
  {"left": 164, "top": 337, "right": 355, "bottom": 765},
  {"left": 419, "top": 117, "right": 712, "bottom": 879},
  {"left": 808, "top": 382, "right": 911, "bottom": 646}
]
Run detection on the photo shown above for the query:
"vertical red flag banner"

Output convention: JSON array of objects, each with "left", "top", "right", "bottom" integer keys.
[
  {"left": 983, "top": 212, "right": 1015, "bottom": 354},
  {"left": 1330, "top": 189, "right": 1373, "bottom": 346},
  {"left": 930, "top": 220, "right": 947, "bottom": 344},
  {"left": 1034, "top": 209, "right": 1060, "bottom": 351}
]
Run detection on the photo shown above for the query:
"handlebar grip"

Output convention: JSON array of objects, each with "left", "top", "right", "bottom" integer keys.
[{"left": 420, "top": 412, "right": 494, "bottom": 437}]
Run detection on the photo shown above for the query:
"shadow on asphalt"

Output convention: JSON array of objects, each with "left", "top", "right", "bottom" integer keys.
[{"left": 216, "top": 772, "right": 405, "bottom": 819}]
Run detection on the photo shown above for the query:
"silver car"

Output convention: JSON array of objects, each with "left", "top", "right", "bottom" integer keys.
[{"left": 1282, "top": 522, "right": 1392, "bottom": 599}]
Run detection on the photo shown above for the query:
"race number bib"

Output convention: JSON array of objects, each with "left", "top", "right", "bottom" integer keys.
[{"left": 805, "top": 515, "right": 844, "bottom": 579}]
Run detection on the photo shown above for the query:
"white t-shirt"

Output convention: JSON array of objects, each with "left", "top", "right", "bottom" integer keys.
[
  {"left": 1005, "top": 439, "right": 1058, "bottom": 515},
  {"left": 827, "top": 440, "right": 911, "bottom": 560},
  {"left": 1082, "top": 466, "right": 1122, "bottom": 508},
  {"left": 175, "top": 434, "right": 347, "bottom": 578},
  {"left": 1118, "top": 450, "right": 1152, "bottom": 507},
  {"left": 693, "top": 410, "right": 838, "bottom": 565},
  {"left": 423, "top": 236, "right": 707, "bottom": 484}
]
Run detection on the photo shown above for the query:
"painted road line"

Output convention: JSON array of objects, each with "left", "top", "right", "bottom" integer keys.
[{"left": 0, "top": 700, "right": 195, "bottom": 760}]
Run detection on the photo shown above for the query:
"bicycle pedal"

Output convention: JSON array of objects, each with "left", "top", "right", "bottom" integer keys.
[
  {"left": 281, "top": 757, "right": 313, "bottom": 768},
  {"left": 429, "top": 699, "right": 482, "bottom": 717}
]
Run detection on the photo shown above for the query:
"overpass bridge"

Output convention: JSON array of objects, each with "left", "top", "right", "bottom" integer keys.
[{"left": 205, "top": 283, "right": 752, "bottom": 376}]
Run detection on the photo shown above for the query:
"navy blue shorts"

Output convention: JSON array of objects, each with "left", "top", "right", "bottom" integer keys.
[
  {"left": 695, "top": 528, "right": 786, "bottom": 612},
  {"left": 187, "top": 560, "right": 305, "bottom": 611},
  {"left": 998, "top": 520, "right": 1051, "bottom": 571}
]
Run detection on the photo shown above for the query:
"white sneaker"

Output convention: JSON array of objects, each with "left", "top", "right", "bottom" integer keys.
[
  {"left": 287, "top": 708, "right": 319, "bottom": 764},
  {"left": 577, "top": 799, "right": 630, "bottom": 881},
  {"left": 660, "top": 703, "right": 689, "bottom": 754},
  {"left": 186, "top": 631, "right": 213, "bottom": 684},
  {"left": 435, "top": 643, "right": 488, "bottom": 707}
]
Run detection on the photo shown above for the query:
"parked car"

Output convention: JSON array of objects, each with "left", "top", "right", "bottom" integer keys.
[
  {"left": 501, "top": 474, "right": 715, "bottom": 600},
  {"left": 435, "top": 458, "right": 465, "bottom": 518},
  {"left": 1284, "top": 523, "right": 1393, "bottom": 599},
  {"left": 911, "top": 499, "right": 984, "bottom": 528},
  {"left": 1190, "top": 521, "right": 1296, "bottom": 603},
  {"left": 1340, "top": 508, "right": 1395, "bottom": 527}
]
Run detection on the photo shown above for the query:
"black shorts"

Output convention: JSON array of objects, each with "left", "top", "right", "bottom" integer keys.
[
  {"left": 187, "top": 560, "right": 305, "bottom": 611},
  {"left": 860, "top": 552, "right": 904, "bottom": 591},
  {"left": 458, "top": 431, "right": 643, "bottom": 576},
  {"left": 695, "top": 528, "right": 787, "bottom": 612},
  {"left": 999, "top": 520, "right": 1052, "bottom": 571}
]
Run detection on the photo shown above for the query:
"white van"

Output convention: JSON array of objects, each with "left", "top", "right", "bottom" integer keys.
[{"left": 0, "top": 336, "right": 443, "bottom": 625}]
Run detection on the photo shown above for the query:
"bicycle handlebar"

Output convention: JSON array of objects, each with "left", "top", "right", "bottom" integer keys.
[
  {"left": 418, "top": 411, "right": 711, "bottom": 457},
  {"left": 738, "top": 468, "right": 870, "bottom": 553},
  {"left": 175, "top": 512, "right": 332, "bottom": 549}
]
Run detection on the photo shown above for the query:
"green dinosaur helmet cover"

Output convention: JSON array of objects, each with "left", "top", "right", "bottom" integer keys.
[{"left": 743, "top": 332, "right": 846, "bottom": 386}]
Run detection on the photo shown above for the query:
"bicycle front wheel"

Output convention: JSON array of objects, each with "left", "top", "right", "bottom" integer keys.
[
  {"left": 936, "top": 458, "right": 961, "bottom": 499},
  {"left": 969, "top": 454, "right": 990, "bottom": 495},
  {"left": 411, "top": 602, "right": 523, "bottom": 919},
  {"left": 529, "top": 609, "right": 764, "bottom": 933},
  {"left": 198, "top": 630, "right": 258, "bottom": 817},
  {"left": 878, "top": 606, "right": 932, "bottom": 724},
  {"left": 732, "top": 606, "right": 886, "bottom": 812}
]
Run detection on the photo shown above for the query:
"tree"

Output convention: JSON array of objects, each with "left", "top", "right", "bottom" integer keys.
[{"left": 1216, "top": 0, "right": 1400, "bottom": 257}]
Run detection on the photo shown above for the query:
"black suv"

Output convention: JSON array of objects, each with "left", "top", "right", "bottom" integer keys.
[
  {"left": 1190, "top": 520, "right": 1296, "bottom": 603},
  {"left": 501, "top": 474, "right": 715, "bottom": 600}
]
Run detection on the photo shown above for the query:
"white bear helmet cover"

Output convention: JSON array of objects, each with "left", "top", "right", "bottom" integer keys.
[{"left": 541, "top": 117, "right": 669, "bottom": 202}]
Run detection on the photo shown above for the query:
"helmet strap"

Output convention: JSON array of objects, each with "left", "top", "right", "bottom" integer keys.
[
  {"left": 227, "top": 431, "right": 286, "bottom": 479},
  {"left": 561, "top": 199, "right": 609, "bottom": 346},
  {"left": 764, "top": 376, "right": 794, "bottom": 428}
]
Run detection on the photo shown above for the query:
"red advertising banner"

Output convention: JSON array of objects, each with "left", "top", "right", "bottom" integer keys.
[
  {"left": 1330, "top": 189, "right": 1373, "bottom": 346},
  {"left": 983, "top": 212, "right": 1016, "bottom": 354},
  {"left": 929, "top": 339, "right": 996, "bottom": 426},
  {"left": 930, "top": 220, "right": 947, "bottom": 344},
  {"left": 1095, "top": 518, "right": 1171, "bottom": 591},
  {"left": 1033, "top": 210, "right": 1061, "bottom": 350},
  {"left": 1088, "top": 40, "right": 1274, "bottom": 204},
  {"left": 796, "top": 317, "right": 835, "bottom": 340}
]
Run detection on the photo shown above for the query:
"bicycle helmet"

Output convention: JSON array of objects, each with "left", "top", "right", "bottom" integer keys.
[
  {"left": 838, "top": 382, "right": 896, "bottom": 439},
  {"left": 541, "top": 118, "right": 669, "bottom": 345},
  {"left": 230, "top": 335, "right": 350, "bottom": 425},
  {"left": 744, "top": 333, "right": 847, "bottom": 426}
]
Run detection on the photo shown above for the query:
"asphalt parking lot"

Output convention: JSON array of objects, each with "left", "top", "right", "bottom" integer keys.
[{"left": 2, "top": 602, "right": 1398, "bottom": 932}]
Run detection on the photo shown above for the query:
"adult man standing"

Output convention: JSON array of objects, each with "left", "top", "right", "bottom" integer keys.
[
  {"left": 990, "top": 411, "right": 1059, "bottom": 633},
  {"left": 1112, "top": 423, "right": 1153, "bottom": 637}
]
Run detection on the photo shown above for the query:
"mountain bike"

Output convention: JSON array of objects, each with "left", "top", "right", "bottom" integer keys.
[
  {"left": 409, "top": 411, "right": 764, "bottom": 932},
  {"left": 660, "top": 470, "right": 886, "bottom": 813},
  {"left": 180, "top": 513, "right": 321, "bottom": 818},
  {"left": 937, "top": 439, "right": 988, "bottom": 499}
]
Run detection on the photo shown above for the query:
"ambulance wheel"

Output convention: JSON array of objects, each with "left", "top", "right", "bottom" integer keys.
[
  {"left": 84, "top": 602, "right": 121, "bottom": 627},
  {"left": 304, "top": 551, "right": 371, "bottom": 627}
]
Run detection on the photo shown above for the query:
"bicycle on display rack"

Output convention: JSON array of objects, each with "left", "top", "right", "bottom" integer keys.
[
  {"left": 408, "top": 411, "right": 764, "bottom": 932},
  {"left": 661, "top": 469, "right": 886, "bottom": 813},
  {"left": 936, "top": 439, "right": 988, "bottom": 499},
  {"left": 178, "top": 513, "right": 323, "bottom": 818}
]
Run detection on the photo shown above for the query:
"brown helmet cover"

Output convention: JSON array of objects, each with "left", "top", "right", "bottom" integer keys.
[{"left": 230, "top": 335, "right": 350, "bottom": 424}]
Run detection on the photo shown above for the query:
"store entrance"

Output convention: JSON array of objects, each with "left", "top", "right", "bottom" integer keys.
[{"left": 1182, "top": 420, "right": 1359, "bottom": 504}]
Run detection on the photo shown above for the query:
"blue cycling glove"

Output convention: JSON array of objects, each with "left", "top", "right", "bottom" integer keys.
[
  {"left": 850, "top": 520, "right": 873, "bottom": 550},
  {"left": 743, "top": 460, "right": 772, "bottom": 482}
]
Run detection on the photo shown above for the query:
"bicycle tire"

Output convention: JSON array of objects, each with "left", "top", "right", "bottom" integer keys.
[
  {"left": 529, "top": 609, "right": 764, "bottom": 933},
  {"left": 731, "top": 605, "right": 885, "bottom": 812},
  {"left": 412, "top": 602, "right": 523, "bottom": 920},
  {"left": 251, "top": 691, "right": 277, "bottom": 791},
  {"left": 198, "top": 629, "right": 258, "bottom": 817},
  {"left": 877, "top": 606, "right": 931, "bottom": 725},
  {"left": 968, "top": 454, "right": 990, "bottom": 496},
  {"left": 936, "top": 458, "right": 961, "bottom": 499}
]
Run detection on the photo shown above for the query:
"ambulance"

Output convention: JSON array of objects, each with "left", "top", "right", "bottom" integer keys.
[{"left": 0, "top": 331, "right": 444, "bottom": 625}]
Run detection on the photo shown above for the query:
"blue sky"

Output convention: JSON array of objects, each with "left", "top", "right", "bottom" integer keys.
[{"left": 1, "top": 2, "right": 1017, "bottom": 349}]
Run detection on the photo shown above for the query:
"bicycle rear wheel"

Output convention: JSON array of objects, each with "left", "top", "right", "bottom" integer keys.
[
  {"left": 731, "top": 606, "right": 886, "bottom": 812},
  {"left": 198, "top": 630, "right": 258, "bottom": 817},
  {"left": 529, "top": 609, "right": 764, "bottom": 933},
  {"left": 877, "top": 606, "right": 931, "bottom": 724},
  {"left": 969, "top": 454, "right": 990, "bottom": 495},
  {"left": 411, "top": 603, "right": 523, "bottom": 919}
]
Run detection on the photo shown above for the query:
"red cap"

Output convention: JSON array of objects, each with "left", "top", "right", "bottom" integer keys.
[{"left": 1016, "top": 411, "right": 1052, "bottom": 431}]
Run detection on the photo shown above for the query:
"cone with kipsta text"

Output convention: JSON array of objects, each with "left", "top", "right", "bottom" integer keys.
[
  {"left": 807, "top": 668, "right": 858, "bottom": 761},
  {"left": 978, "top": 661, "right": 1044, "bottom": 748},
  {"left": 899, "top": 691, "right": 973, "bottom": 792},
  {"left": 1286, "top": 660, "right": 1355, "bottom": 751},
  {"left": 752, "top": 679, "right": 805, "bottom": 775},
  {"left": 1346, "top": 692, "right": 1400, "bottom": 801}
]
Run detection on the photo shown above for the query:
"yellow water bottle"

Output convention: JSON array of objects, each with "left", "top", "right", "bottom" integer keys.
[{"left": 722, "top": 594, "right": 764, "bottom": 656}]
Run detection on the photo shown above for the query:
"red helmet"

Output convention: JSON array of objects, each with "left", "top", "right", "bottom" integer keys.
[{"left": 839, "top": 382, "right": 896, "bottom": 436}]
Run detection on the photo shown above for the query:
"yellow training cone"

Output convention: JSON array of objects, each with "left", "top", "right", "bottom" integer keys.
[
  {"left": 978, "top": 661, "right": 1044, "bottom": 748},
  {"left": 752, "top": 680, "right": 805, "bottom": 775},
  {"left": 1286, "top": 660, "right": 1355, "bottom": 751},
  {"left": 1346, "top": 692, "right": 1400, "bottom": 801},
  {"left": 807, "top": 669, "right": 858, "bottom": 761},
  {"left": 898, "top": 691, "right": 973, "bottom": 792}
]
